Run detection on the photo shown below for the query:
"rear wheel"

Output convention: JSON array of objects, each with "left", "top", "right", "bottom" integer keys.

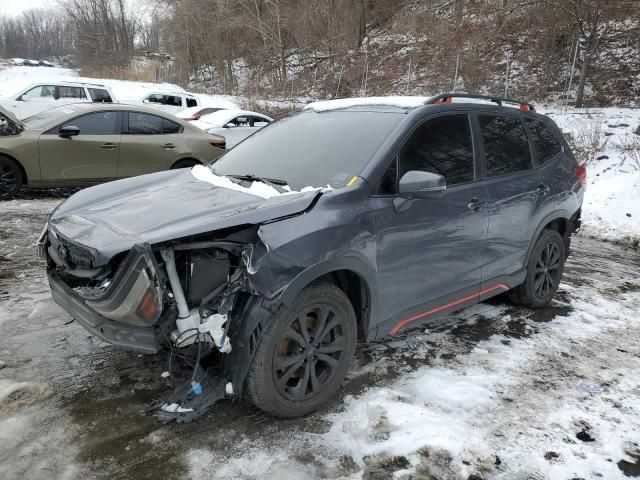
[
  {"left": 246, "top": 282, "right": 357, "bottom": 417},
  {"left": 510, "top": 229, "right": 566, "bottom": 308},
  {"left": 0, "top": 156, "right": 23, "bottom": 200},
  {"left": 171, "top": 159, "right": 199, "bottom": 169}
]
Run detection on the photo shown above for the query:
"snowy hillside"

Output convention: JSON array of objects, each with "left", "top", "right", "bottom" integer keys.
[{"left": 544, "top": 107, "right": 640, "bottom": 246}]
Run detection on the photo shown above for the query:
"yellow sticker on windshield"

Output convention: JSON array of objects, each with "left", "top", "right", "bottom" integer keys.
[{"left": 346, "top": 176, "right": 358, "bottom": 187}]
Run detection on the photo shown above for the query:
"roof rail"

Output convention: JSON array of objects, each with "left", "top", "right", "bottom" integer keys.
[{"left": 425, "top": 92, "right": 535, "bottom": 111}]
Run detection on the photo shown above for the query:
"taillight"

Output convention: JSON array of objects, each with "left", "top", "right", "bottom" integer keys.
[
  {"left": 211, "top": 141, "right": 226, "bottom": 150},
  {"left": 192, "top": 114, "right": 201, "bottom": 120},
  {"left": 576, "top": 165, "right": 587, "bottom": 185}
]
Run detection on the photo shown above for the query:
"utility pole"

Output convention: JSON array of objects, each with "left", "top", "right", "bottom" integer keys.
[{"left": 452, "top": 54, "right": 460, "bottom": 91}]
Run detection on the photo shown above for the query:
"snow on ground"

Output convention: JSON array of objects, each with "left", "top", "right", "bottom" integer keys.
[
  {"left": 542, "top": 107, "right": 640, "bottom": 245},
  {"left": 0, "top": 65, "right": 238, "bottom": 108},
  {"left": 183, "top": 265, "right": 640, "bottom": 479}
]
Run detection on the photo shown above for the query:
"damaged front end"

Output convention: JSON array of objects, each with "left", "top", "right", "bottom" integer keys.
[{"left": 42, "top": 224, "right": 267, "bottom": 421}]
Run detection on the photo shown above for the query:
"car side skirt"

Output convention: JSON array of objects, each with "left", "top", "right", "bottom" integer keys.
[{"left": 375, "top": 270, "right": 526, "bottom": 338}]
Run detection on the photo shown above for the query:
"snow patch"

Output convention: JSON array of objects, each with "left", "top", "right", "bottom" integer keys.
[
  {"left": 304, "top": 96, "right": 431, "bottom": 112},
  {"left": 0, "top": 379, "right": 53, "bottom": 411}
]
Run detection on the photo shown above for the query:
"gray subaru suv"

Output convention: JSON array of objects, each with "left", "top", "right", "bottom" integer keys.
[{"left": 41, "top": 93, "right": 585, "bottom": 419}]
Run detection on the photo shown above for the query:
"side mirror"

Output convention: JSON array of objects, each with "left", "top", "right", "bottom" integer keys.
[
  {"left": 59, "top": 125, "right": 80, "bottom": 138},
  {"left": 398, "top": 170, "right": 446, "bottom": 198}
]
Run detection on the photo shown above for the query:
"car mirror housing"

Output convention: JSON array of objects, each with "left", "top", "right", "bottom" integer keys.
[
  {"left": 398, "top": 170, "right": 446, "bottom": 198},
  {"left": 59, "top": 125, "right": 80, "bottom": 138}
]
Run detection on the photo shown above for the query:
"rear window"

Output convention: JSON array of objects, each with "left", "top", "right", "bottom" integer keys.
[
  {"left": 88, "top": 88, "right": 113, "bottom": 103},
  {"left": 127, "top": 112, "right": 163, "bottom": 134},
  {"left": 479, "top": 115, "right": 532, "bottom": 177},
  {"left": 525, "top": 118, "right": 561, "bottom": 165}
]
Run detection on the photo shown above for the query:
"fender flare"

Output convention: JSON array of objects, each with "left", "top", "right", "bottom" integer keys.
[
  {"left": 277, "top": 253, "right": 378, "bottom": 324},
  {"left": 525, "top": 210, "right": 571, "bottom": 266},
  {"left": 226, "top": 254, "right": 379, "bottom": 394}
]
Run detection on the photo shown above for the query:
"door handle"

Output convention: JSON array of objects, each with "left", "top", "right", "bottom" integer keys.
[
  {"left": 100, "top": 143, "right": 116, "bottom": 150},
  {"left": 162, "top": 143, "right": 176, "bottom": 149},
  {"left": 536, "top": 184, "right": 550, "bottom": 195},
  {"left": 467, "top": 197, "right": 487, "bottom": 211}
]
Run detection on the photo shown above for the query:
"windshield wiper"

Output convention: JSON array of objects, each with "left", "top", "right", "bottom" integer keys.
[{"left": 226, "top": 174, "right": 289, "bottom": 189}]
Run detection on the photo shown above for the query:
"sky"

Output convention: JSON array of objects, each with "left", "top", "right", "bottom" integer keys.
[{"left": 0, "top": 0, "right": 56, "bottom": 16}]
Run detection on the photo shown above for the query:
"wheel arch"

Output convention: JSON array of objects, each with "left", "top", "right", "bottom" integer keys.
[
  {"left": 277, "top": 256, "right": 378, "bottom": 342},
  {"left": 525, "top": 211, "right": 571, "bottom": 265},
  {"left": 170, "top": 157, "right": 201, "bottom": 169}
]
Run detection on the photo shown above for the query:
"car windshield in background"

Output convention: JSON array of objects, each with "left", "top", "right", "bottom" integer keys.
[
  {"left": 22, "top": 105, "right": 83, "bottom": 129},
  {"left": 211, "top": 110, "right": 404, "bottom": 189}
]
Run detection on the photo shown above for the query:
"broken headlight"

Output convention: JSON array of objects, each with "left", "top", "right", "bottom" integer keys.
[{"left": 84, "top": 246, "right": 163, "bottom": 327}]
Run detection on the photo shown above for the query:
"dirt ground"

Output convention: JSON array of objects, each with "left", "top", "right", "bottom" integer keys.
[{"left": 1, "top": 192, "right": 639, "bottom": 480}]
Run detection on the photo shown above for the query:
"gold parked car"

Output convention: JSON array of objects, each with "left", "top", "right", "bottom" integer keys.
[{"left": 0, "top": 103, "right": 226, "bottom": 199}]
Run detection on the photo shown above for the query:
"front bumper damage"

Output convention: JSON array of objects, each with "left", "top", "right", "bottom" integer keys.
[{"left": 41, "top": 226, "right": 261, "bottom": 421}]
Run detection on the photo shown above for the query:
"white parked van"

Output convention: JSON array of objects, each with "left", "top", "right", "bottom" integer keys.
[{"left": 140, "top": 92, "right": 199, "bottom": 114}]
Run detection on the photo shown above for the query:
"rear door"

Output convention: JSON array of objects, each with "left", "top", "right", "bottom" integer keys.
[
  {"left": 476, "top": 112, "right": 543, "bottom": 283},
  {"left": 116, "top": 111, "right": 184, "bottom": 178},
  {"left": 371, "top": 113, "right": 490, "bottom": 334},
  {"left": 38, "top": 111, "right": 121, "bottom": 183}
]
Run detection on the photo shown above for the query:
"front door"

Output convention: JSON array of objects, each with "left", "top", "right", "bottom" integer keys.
[
  {"left": 371, "top": 113, "right": 490, "bottom": 335},
  {"left": 39, "top": 111, "right": 121, "bottom": 184}
]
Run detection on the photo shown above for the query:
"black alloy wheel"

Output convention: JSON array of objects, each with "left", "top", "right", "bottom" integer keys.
[
  {"left": 246, "top": 282, "right": 357, "bottom": 417},
  {"left": 0, "top": 157, "right": 23, "bottom": 200},
  {"left": 273, "top": 304, "right": 347, "bottom": 401},
  {"left": 509, "top": 229, "right": 566, "bottom": 308},
  {"left": 533, "top": 241, "right": 562, "bottom": 300}
]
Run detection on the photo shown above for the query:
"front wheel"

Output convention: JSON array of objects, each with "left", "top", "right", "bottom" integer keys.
[
  {"left": 510, "top": 229, "right": 566, "bottom": 308},
  {"left": 0, "top": 156, "right": 23, "bottom": 200},
  {"left": 246, "top": 282, "right": 357, "bottom": 417}
]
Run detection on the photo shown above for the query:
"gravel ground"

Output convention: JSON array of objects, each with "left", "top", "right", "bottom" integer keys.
[{"left": 0, "top": 194, "right": 639, "bottom": 480}]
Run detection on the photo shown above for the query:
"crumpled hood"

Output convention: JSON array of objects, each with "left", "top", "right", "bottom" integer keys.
[{"left": 49, "top": 168, "right": 320, "bottom": 266}]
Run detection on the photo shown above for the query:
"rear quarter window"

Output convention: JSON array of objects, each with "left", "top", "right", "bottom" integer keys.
[
  {"left": 88, "top": 88, "right": 113, "bottom": 103},
  {"left": 525, "top": 118, "right": 562, "bottom": 165}
]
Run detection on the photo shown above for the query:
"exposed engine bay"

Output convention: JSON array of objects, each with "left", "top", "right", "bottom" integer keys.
[{"left": 43, "top": 224, "right": 266, "bottom": 421}]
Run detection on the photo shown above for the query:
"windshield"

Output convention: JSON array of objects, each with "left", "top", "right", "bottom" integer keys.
[
  {"left": 23, "top": 104, "right": 85, "bottom": 129},
  {"left": 211, "top": 110, "right": 404, "bottom": 189}
]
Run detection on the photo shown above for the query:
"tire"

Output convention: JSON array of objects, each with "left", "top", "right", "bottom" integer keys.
[
  {"left": 246, "top": 282, "right": 357, "bottom": 417},
  {"left": 0, "top": 156, "right": 23, "bottom": 200},
  {"left": 509, "top": 229, "right": 566, "bottom": 308},
  {"left": 171, "top": 159, "right": 199, "bottom": 169}
]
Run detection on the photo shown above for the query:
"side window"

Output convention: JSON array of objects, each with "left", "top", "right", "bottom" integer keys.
[
  {"left": 146, "top": 94, "right": 164, "bottom": 104},
  {"left": 378, "top": 157, "right": 398, "bottom": 195},
  {"left": 88, "top": 88, "right": 113, "bottom": 103},
  {"left": 251, "top": 116, "right": 271, "bottom": 127},
  {"left": 398, "top": 114, "right": 475, "bottom": 186},
  {"left": 58, "top": 86, "right": 86, "bottom": 99},
  {"left": 21, "top": 85, "right": 56, "bottom": 100},
  {"left": 479, "top": 115, "right": 532, "bottom": 177},
  {"left": 163, "top": 119, "right": 181, "bottom": 134},
  {"left": 186, "top": 97, "right": 197, "bottom": 108},
  {"left": 128, "top": 112, "right": 163, "bottom": 134},
  {"left": 61, "top": 111, "right": 119, "bottom": 135},
  {"left": 168, "top": 96, "right": 182, "bottom": 107},
  {"left": 525, "top": 118, "right": 561, "bottom": 165}
]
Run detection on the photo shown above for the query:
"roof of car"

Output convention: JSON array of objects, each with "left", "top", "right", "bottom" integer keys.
[{"left": 304, "top": 94, "right": 538, "bottom": 114}]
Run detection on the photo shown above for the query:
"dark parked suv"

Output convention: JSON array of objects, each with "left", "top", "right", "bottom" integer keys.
[{"left": 41, "top": 93, "right": 585, "bottom": 419}]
